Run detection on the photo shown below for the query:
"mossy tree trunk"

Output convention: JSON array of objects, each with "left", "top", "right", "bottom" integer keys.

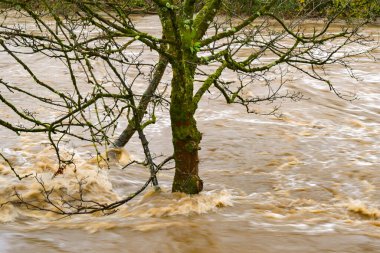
[
  {"left": 168, "top": 22, "right": 203, "bottom": 193},
  {"left": 156, "top": 0, "right": 221, "bottom": 194},
  {"left": 170, "top": 64, "right": 203, "bottom": 194}
]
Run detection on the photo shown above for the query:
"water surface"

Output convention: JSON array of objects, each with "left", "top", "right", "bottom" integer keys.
[{"left": 0, "top": 15, "right": 379, "bottom": 253}]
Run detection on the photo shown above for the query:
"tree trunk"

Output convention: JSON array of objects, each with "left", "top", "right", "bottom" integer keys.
[{"left": 170, "top": 66, "right": 203, "bottom": 194}]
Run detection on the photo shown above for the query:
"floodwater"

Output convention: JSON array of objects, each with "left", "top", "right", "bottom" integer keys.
[{"left": 0, "top": 15, "right": 379, "bottom": 253}]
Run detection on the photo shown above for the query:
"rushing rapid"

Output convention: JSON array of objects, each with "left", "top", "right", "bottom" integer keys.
[{"left": 0, "top": 16, "right": 379, "bottom": 253}]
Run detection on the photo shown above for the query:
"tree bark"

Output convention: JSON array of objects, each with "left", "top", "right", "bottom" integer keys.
[{"left": 170, "top": 65, "right": 203, "bottom": 194}]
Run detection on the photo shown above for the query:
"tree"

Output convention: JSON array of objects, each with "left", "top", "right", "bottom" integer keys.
[{"left": 0, "top": 0, "right": 375, "bottom": 214}]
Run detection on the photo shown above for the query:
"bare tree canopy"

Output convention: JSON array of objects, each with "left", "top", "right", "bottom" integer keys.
[{"left": 0, "top": 0, "right": 377, "bottom": 215}]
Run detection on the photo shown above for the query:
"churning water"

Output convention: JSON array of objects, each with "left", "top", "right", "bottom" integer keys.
[{"left": 0, "top": 15, "right": 379, "bottom": 253}]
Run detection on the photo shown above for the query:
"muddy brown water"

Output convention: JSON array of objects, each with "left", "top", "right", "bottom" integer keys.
[{"left": 0, "top": 16, "right": 379, "bottom": 253}]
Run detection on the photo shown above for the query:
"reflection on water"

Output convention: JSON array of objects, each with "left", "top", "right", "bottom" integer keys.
[{"left": 0, "top": 16, "right": 379, "bottom": 253}]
